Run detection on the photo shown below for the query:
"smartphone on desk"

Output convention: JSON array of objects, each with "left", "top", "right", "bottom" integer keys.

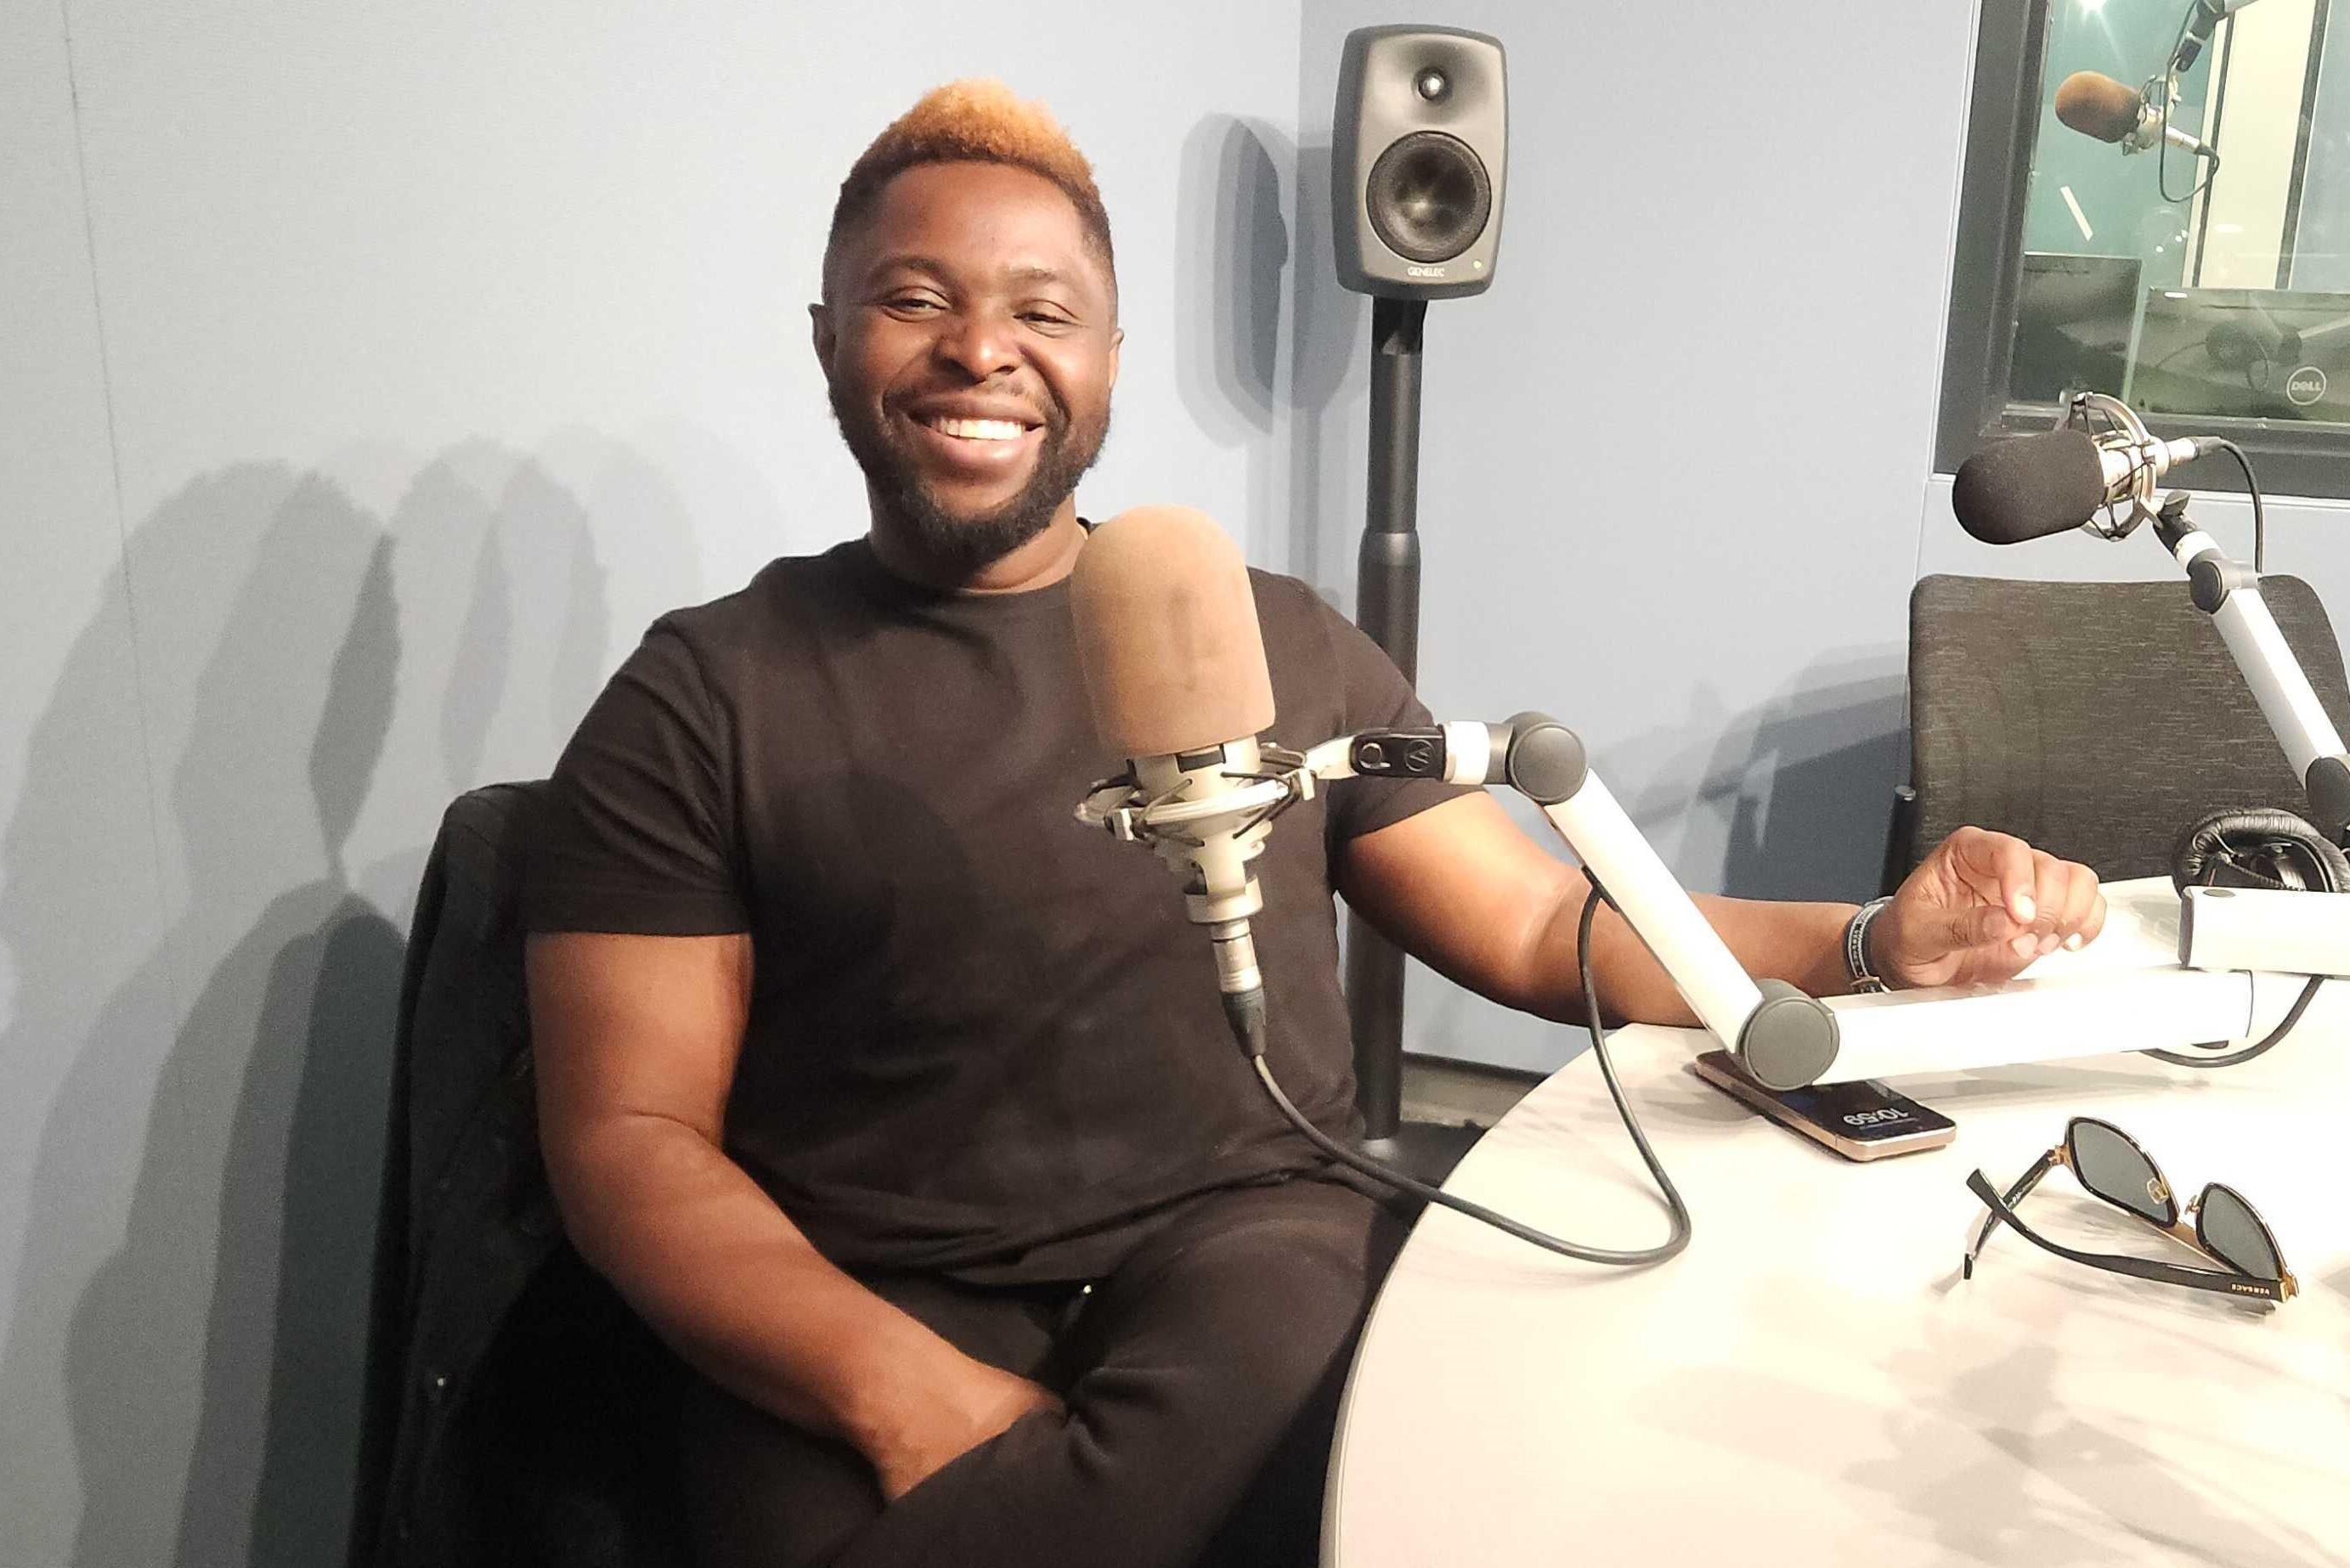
[{"left": 1692, "top": 1049, "right": 1956, "bottom": 1161}]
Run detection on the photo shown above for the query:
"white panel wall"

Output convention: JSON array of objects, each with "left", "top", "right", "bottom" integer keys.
[
  {"left": 0, "top": 9, "right": 182, "bottom": 1568},
  {"left": 1, "top": 4, "right": 1302, "bottom": 1563}
]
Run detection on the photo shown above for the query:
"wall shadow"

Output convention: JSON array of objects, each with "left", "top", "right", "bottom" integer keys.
[
  {"left": 0, "top": 467, "right": 410, "bottom": 1566},
  {"left": 1605, "top": 656, "right": 1910, "bottom": 903},
  {"left": 1174, "top": 114, "right": 1291, "bottom": 553},
  {"left": 1700, "top": 665, "right": 1908, "bottom": 902},
  {"left": 0, "top": 427, "right": 709, "bottom": 1565},
  {"left": 1282, "top": 138, "right": 1366, "bottom": 597}
]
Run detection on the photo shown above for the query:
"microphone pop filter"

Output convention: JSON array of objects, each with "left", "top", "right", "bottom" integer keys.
[
  {"left": 1951, "top": 430, "right": 2110, "bottom": 545},
  {"left": 1070, "top": 506, "right": 1277, "bottom": 759},
  {"left": 2053, "top": 71, "right": 2142, "bottom": 144}
]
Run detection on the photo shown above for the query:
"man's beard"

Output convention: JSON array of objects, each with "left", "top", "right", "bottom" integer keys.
[{"left": 830, "top": 385, "right": 1111, "bottom": 577}]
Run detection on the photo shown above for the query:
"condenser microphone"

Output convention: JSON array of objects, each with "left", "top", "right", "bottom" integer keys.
[
  {"left": 1952, "top": 428, "right": 2211, "bottom": 545},
  {"left": 2053, "top": 71, "right": 2216, "bottom": 160},
  {"left": 1070, "top": 505, "right": 1280, "bottom": 1001}
]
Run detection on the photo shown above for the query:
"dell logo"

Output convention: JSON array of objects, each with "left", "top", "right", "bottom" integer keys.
[
  {"left": 1405, "top": 263, "right": 1449, "bottom": 278},
  {"left": 2288, "top": 366, "right": 2328, "bottom": 407}
]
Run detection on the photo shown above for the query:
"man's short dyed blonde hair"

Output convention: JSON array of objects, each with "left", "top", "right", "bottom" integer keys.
[{"left": 824, "top": 79, "right": 1116, "bottom": 300}]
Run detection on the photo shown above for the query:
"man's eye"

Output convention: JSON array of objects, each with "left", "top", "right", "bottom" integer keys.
[
  {"left": 886, "top": 296, "right": 943, "bottom": 314},
  {"left": 1020, "top": 310, "right": 1075, "bottom": 328}
]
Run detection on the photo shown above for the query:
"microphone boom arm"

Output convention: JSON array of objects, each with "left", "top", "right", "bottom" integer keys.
[
  {"left": 1308, "top": 715, "right": 1839, "bottom": 1089},
  {"left": 1083, "top": 711, "right": 2319, "bottom": 1090},
  {"left": 1344, "top": 719, "right": 2318, "bottom": 1084},
  {"left": 2151, "top": 499, "right": 2350, "bottom": 835},
  {"left": 2059, "top": 391, "right": 2350, "bottom": 836},
  {"left": 1314, "top": 719, "right": 2313, "bottom": 1082}
]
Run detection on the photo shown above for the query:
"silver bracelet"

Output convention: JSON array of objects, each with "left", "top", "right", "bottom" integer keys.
[{"left": 1845, "top": 896, "right": 1893, "bottom": 994}]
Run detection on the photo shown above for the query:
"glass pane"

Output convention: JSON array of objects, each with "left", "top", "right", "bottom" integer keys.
[
  {"left": 2012, "top": 0, "right": 2349, "bottom": 424},
  {"left": 2197, "top": 1184, "right": 2285, "bottom": 1278},
  {"left": 2068, "top": 1119, "right": 2172, "bottom": 1222}
]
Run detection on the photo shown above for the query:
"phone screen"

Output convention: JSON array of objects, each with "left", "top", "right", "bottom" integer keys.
[
  {"left": 1693, "top": 1049, "right": 1957, "bottom": 1156},
  {"left": 1756, "top": 1077, "right": 1955, "bottom": 1144}
]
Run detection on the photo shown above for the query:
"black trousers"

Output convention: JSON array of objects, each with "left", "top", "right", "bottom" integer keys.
[{"left": 676, "top": 1173, "right": 1410, "bottom": 1568}]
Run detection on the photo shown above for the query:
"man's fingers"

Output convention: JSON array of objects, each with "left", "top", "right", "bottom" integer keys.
[
  {"left": 2072, "top": 881, "right": 2109, "bottom": 949},
  {"left": 1954, "top": 900, "right": 2022, "bottom": 952},
  {"left": 1948, "top": 827, "right": 2041, "bottom": 923},
  {"left": 2031, "top": 853, "right": 2078, "bottom": 951},
  {"left": 2055, "top": 861, "right": 2103, "bottom": 948}
]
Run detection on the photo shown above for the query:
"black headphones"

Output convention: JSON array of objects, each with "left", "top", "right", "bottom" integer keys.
[
  {"left": 2155, "top": 807, "right": 2342, "bottom": 1069},
  {"left": 2171, "top": 807, "right": 2350, "bottom": 894}
]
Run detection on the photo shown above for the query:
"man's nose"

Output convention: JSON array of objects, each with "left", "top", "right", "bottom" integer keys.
[{"left": 934, "top": 305, "right": 1020, "bottom": 381}]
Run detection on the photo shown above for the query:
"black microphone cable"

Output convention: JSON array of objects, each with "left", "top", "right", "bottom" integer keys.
[
  {"left": 2206, "top": 437, "right": 2267, "bottom": 570},
  {"left": 2144, "top": 973, "right": 2322, "bottom": 1069},
  {"left": 1226, "top": 869, "right": 1692, "bottom": 1267},
  {"left": 2156, "top": 0, "right": 2223, "bottom": 206}
]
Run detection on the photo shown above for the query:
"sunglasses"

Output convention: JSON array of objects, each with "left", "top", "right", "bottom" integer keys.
[{"left": 1963, "top": 1117, "right": 2296, "bottom": 1303}]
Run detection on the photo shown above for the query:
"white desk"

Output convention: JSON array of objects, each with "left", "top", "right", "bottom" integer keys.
[{"left": 1325, "top": 881, "right": 2350, "bottom": 1566}]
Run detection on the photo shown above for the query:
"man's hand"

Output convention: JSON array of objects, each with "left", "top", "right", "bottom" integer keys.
[
  {"left": 1875, "top": 826, "right": 2106, "bottom": 989},
  {"left": 863, "top": 1353, "right": 1064, "bottom": 1502}
]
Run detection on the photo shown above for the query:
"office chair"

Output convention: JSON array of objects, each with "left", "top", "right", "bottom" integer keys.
[
  {"left": 355, "top": 781, "right": 688, "bottom": 1568},
  {"left": 1885, "top": 573, "right": 2350, "bottom": 890}
]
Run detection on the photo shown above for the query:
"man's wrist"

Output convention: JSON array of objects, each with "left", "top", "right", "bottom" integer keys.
[
  {"left": 1845, "top": 896, "right": 1895, "bottom": 993},
  {"left": 782, "top": 1292, "right": 964, "bottom": 1464}
]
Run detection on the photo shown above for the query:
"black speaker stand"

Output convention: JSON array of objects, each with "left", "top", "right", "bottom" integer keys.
[
  {"left": 1346, "top": 296, "right": 1483, "bottom": 1188},
  {"left": 1359, "top": 1120, "right": 1485, "bottom": 1189}
]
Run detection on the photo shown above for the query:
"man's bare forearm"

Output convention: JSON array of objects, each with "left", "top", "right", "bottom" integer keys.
[
  {"left": 551, "top": 1112, "right": 959, "bottom": 1452},
  {"left": 1525, "top": 882, "right": 1857, "bottom": 1027}
]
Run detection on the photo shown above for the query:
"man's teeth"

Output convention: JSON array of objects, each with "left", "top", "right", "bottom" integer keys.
[{"left": 924, "top": 416, "right": 1028, "bottom": 442}]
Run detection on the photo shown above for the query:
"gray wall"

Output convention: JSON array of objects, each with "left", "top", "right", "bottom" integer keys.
[{"left": 0, "top": 4, "right": 1301, "bottom": 1563}]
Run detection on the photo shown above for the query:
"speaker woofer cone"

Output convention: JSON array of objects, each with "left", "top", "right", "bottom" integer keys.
[{"left": 1365, "top": 131, "right": 1491, "bottom": 264}]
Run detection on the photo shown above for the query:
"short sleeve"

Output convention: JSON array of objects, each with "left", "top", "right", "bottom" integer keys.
[
  {"left": 527, "top": 620, "right": 750, "bottom": 934},
  {"left": 1307, "top": 589, "right": 1476, "bottom": 843}
]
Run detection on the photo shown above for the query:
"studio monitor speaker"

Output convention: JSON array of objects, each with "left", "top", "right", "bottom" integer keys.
[{"left": 1332, "top": 25, "right": 1507, "bottom": 300}]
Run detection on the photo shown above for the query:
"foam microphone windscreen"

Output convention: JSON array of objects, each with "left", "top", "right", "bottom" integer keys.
[
  {"left": 1070, "top": 506, "right": 1278, "bottom": 759},
  {"left": 1951, "top": 430, "right": 2110, "bottom": 545},
  {"left": 2053, "top": 71, "right": 2142, "bottom": 144}
]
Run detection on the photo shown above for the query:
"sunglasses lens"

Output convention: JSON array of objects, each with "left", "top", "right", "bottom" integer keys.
[
  {"left": 2199, "top": 1185, "right": 2283, "bottom": 1281},
  {"left": 2069, "top": 1120, "right": 2172, "bottom": 1223}
]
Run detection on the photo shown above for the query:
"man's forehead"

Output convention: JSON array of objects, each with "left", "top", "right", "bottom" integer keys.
[
  {"left": 846, "top": 161, "right": 1110, "bottom": 292},
  {"left": 871, "top": 255, "right": 1079, "bottom": 287}
]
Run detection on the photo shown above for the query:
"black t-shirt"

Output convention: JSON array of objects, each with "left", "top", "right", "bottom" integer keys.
[{"left": 528, "top": 536, "right": 1464, "bottom": 1281}]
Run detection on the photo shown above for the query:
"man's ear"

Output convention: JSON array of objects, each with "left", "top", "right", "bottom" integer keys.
[
  {"left": 810, "top": 302, "right": 835, "bottom": 374},
  {"left": 1107, "top": 325, "right": 1123, "bottom": 391}
]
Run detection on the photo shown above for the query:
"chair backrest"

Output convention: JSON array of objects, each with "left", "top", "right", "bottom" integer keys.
[
  {"left": 1904, "top": 574, "right": 2350, "bottom": 883},
  {"left": 359, "top": 780, "right": 685, "bottom": 1567}
]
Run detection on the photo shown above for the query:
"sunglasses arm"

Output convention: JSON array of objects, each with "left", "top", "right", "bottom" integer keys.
[
  {"left": 1963, "top": 1147, "right": 2059, "bottom": 1278},
  {"left": 1964, "top": 1170, "right": 2291, "bottom": 1301}
]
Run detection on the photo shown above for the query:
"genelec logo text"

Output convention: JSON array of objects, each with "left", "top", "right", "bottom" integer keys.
[
  {"left": 1842, "top": 1108, "right": 1912, "bottom": 1127},
  {"left": 1406, "top": 264, "right": 1449, "bottom": 277}
]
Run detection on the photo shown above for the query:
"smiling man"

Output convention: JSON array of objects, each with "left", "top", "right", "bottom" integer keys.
[
  {"left": 524, "top": 81, "right": 2106, "bottom": 1568},
  {"left": 817, "top": 148, "right": 1115, "bottom": 588}
]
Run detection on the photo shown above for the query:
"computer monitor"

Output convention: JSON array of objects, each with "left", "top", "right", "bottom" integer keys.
[
  {"left": 2128, "top": 286, "right": 2350, "bottom": 424},
  {"left": 2009, "top": 252, "right": 2144, "bottom": 405}
]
